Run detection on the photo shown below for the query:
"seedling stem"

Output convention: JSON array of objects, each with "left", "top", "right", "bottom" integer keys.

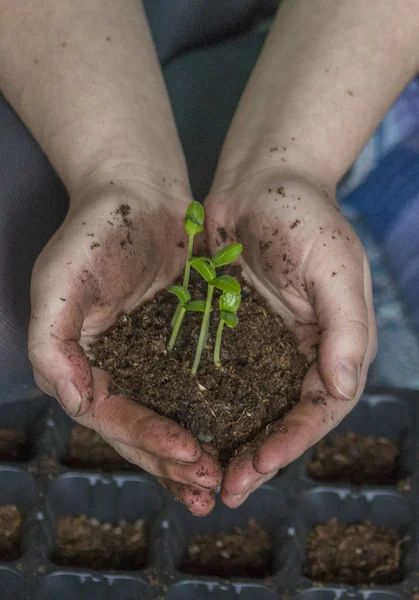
[
  {"left": 192, "top": 284, "right": 214, "bottom": 376},
  {"left": 214, "top": 320, "right": 224, "bottom": 368},
  {"left": 168, "top": 306, "right": 186, "bottom": 351}
]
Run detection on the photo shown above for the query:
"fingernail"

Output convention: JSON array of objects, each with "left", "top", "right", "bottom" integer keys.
[
  {"left": 335, "top": 360, "right": 359, "bottom": 400},
  {"left": 54, "top": 379, "right": 82, "bottom": 416}
]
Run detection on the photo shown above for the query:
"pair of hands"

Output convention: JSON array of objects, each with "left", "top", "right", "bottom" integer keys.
[{"left": 28, "top": 169, "right": 376, "bottom": 515}]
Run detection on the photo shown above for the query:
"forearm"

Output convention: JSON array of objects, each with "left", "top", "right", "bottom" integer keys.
[
  {"left": 214, "top": 0, "right": 419, "bottom": 189},
  {"left": 0, "top": 0, "right": 189, "bottom": 195}
]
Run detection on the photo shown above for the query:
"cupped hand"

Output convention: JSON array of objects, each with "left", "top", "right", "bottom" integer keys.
[
  {"left": 29, "top": 177, "right": 221, "bottom": 515},
  {"left": 205, "top": 170, "right": 377, "bottom": 507}
]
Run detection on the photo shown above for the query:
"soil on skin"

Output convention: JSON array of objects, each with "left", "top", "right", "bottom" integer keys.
[
  {"left": 64, "top": 424, "right": 139, "bottom": 472},
  {"left": 181, "top": 519, "right": 272, "bottom": 578},
  {"left": 0, "top": 430, "right": 28, "bottom": 461},
  {"left": 307, "top": 431, "right": 400, "bottom": 485},
  {"left": 304, "top": 518, "right": 404, "bottom": 585},
  {"left": 0, "top": 505, "right": 22, "bottom": 560},
  {"left": 89, "top": 268, "right": 308, "bottom": 463},
  {"left": 54, "top": 515, "right": 147, "bottom": 570}
]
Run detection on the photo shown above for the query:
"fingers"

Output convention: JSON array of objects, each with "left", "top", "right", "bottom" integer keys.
[
  {"left": 158, "top": 478, "right": 217, "bottom": 516},
  {"left": 313, "top": 249, "right": 376, "bottom": 401},
  {"left": 29, "top": 247, "right": 96, "bottom": 416},
  {"left": 222, "top": 361, "right": 359, "bottom": 507},
  {"left": 70, "top": 368, "right": 204, "bottom": 465},
  {"left": 110, "top": 439, "right": 221, "bottom": 490},
  {"left": 103, "top": 437, "right": 220, "bottom": 516},
  {"left": 253, "top": 363, "right": 354, "bottom": 474}
]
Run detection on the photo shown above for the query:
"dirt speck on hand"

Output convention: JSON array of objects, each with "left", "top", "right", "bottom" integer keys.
[
  {"left": 259, "top": 240, "right": 272, "bottom": 254},
  {"left": 217, "top": 227, "right": 227, "bottom": 242},
  {"left": 116, "top": 204, "right": 131, "bottom": 218}
]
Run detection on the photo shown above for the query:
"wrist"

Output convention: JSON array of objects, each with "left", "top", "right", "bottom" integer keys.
[
  {"left": 69, "top": 156, "right": 192, "bottom": 208},
  {"left": 210, "top": 143, "right": 338, "bottom": 200}
]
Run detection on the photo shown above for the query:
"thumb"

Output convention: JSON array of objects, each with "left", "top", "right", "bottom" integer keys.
[
  {"left": 315, "top": 254, "right": 376, "bottom": 401},
  {"left": 30, "top": 340, "right": 92, "bottom": 417},
  {"left": 28, "top": 260, "right": 94, "bottom": 417}
]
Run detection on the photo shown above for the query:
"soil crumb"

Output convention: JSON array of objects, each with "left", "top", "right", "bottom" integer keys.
[
  {"left": 181, "top": 519, "right": 272, "bottom": 578},
  {"left": 307, "top": 431, "right": 400, "bottom": 485},
  {"left": 304, "top": 518, "right": 404, "bottom": 585},
  {"left": 64, "top": 424, "right": 139, "bottom": 472},
  {"left": 89, "top": 269, "right": 308, "bottom": 463},
  {"left": 0, "top": 505, "right": 22, "bottom": 560},
  {"left": 0, "top": 429, "right": 27, "bottom": 461},
  {"left": 54, "top": 515, "right": 147, "bottom": 570}
]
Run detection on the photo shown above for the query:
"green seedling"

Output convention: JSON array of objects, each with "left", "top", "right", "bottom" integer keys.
[
  {"left": 167, "top": 285, "right": 206, "bottom": 350},
  {"left": 171, "top": 201, "right": 204, "bottom": 329},
  {"left": 214, "top": 290, "right": 241, "bottom": 367},
  {"left": 190, "top": 242, "right": 243, "bottom": 375}
]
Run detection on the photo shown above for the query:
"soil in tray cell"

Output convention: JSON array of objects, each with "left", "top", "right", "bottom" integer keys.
[
  {"left": 180, "top": 519, "right": 273, "bottom": 578},
  {"left": 54, "top": 515, "right": 147, "bottom": 570}
]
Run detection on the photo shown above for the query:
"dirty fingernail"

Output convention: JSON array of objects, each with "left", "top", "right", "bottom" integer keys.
[
  {"left": 335, "top": 360, "right": 359, "bottom": 400},
  {"left": 54, "top": 379, "right": 82, "bottom": 417}
]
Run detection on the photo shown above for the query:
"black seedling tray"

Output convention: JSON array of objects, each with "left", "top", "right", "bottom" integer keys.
[{"left": 0, "top": 387, "right": 418, "bottom": 599}]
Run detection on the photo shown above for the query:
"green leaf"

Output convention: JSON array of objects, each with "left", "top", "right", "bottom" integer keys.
[
  {"left": 185, "top": 202, "right": 204, "bottom": 236},
  {"left": 221, "top": 311, "right": 238, "bottom": 328},
  {"left": 189, "top": 256, "right": 213, "bottom": 264},
  {"left": 185, "top": 300, "right": 207, "bottom": 312},
  {"left": 185, "top": 201, "right": 204, "bottom": 226},
  {"left": 220, "top": 291, "right": 241, "bottom": 313},
  {"left": 167, "top": 285, "right": 191, "bottom": 306},
  {"left": 212, "top": 275, "right": 241, "bottom": 294},
  {"left": 185, "top": 220, "right": 203, "bottom": 236},
  {"left": 190, "top": 258, "right": 216, "bottom": 283},
  {"left": 211, "top": 243, "right": 243, "bottom": 267}
]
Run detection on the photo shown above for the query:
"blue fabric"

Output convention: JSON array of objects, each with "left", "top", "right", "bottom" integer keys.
[{"left": 339, "top": 81, "right": 419, "bottom": 389}]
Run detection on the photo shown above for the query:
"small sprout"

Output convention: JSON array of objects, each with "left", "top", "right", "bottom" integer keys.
[
  {"left": 166, "top": 201, "right": 244, "bottom": 374},
  {"left": 190, "top": 244, "right": 243, "bottom": 376},
  {"left": 214, "top": 291, "right": 241, "bottom": 367},
  {"left": 171, "top": 202, "right": 204, "bottom": 329},
  {"left": 190, "top": 258, "right": 216, "bottom": 282},
  {"left": 220, "top": 290, "right": 242, "bottom": 313},
  {"left": 185, "top": 300, "right": 207, "bottom": 312},
  {"left": 212, "top": 275, "right": 241, "bottom": 294},
  {"left": 167, "top": 285, "right": 205, "bottom": 350},
  {"left": 168, "top": 285, "right": 191, "bottom": 306},
  {"left": 211, "top": 243, "right": 243, "bottom": 267},
  {"left": 220, "top": 311, "right": 239, "bottom": 328},
  {"left": 190, "top": 261, "right": 216, "bottom": 376},
  {"left": 184, "top": 202, "right": 204, "bottom": 236}
]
